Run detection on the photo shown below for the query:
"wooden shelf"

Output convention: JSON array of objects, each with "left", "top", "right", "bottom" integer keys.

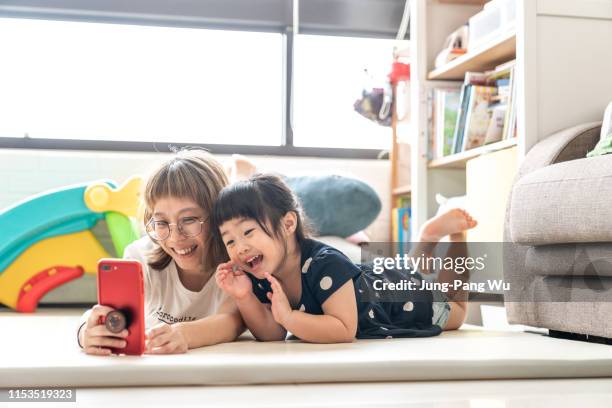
[
  {"left": 392, "top": 185, "right": 412, "bottom": 196},
  {"left": 428, "top": 138, "right": 518, "bottom": 169},
  {"left": 428, "top": 31, "right": 516, "bottom": 81}
]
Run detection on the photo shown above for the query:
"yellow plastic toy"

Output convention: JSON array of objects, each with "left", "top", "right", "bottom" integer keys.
[
  {"left": 84, "top": 177, "right": 142, "bottom": 217},
  {"left": 0, "top": 176, "right": 144, "bottom": 312}
]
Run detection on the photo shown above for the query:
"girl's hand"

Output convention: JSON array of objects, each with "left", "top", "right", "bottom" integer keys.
[
  {"left": 215, "top": 262, "right": 253, "bottom": 300},
  {"left": 81, "top": 304, "right": 129, "bottom": 356},
  {"left": 265, "top": 272, "right": 293, "bottom": 327},
  {"left": 145, "top": 322, "right": 189, "bottom": 354}
]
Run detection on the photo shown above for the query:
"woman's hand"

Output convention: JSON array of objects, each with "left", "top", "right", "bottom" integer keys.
[
  {"left": 265, "top": 272, "right": 294, "bottom": 327},
  {"left": 215, "top": 262, "right": 253, "bottom": 300},
  {"left": 145, "top": 322, "right": 189, "bottom": 354},
  {"left": 80, "top": 304, "right": 129, "bottom": 356}
]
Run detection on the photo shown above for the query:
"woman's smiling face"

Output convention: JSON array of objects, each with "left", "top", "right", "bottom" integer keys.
[{"left": 151, "top": 196, "right": 207, "bottom": 273}]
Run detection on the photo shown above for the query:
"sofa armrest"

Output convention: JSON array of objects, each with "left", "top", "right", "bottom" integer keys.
[
  {"left": 503, "top": 122, "right": 602, "bottom": 293},
  {"left": 517, "top": 122, "right": 602, "bottom": 178},
  {"left": 504, "top": 122, "right": 602, "bottom": 326}
]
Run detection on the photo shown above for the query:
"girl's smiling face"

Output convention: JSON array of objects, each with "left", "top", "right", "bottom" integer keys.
[
  {"left": 150, "top": 196, "right": 208, "bottom": 274},
  {"left": 220, "top": 217, "right": 291, "bottom": 280}
]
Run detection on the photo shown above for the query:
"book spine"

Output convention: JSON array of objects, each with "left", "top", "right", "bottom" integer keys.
[
  {"left": 452, "top": 84, "right": 470, "bottom": 154},
  {"left": 435, "top": 90, "right": 445, "bottom": 159},
  {"left": 456, "top": 84, "right": 473, "bottom": 153},
  {"left": 427, "top": 89, "right": 435, "bottom": 160},
  {"left": 502, "top": 67, "right": 515, "bottom": 140},
  {"left": 463, "top": 86, "right": 497, "bottom": 151},
  {"left": 392, "top": 208, "right": 399, "bottom": 245},
  {"left": 397, "top": 207, "right": 411, "bottom": 256},
  {"left": 398, "top": 208, "right": 404, "bottom": 245},
  {"left": 460, "top": 86, "right": 474, "bottom": 152}
]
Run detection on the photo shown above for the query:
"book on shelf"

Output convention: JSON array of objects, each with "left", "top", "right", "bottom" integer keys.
[
  {"left": 395, "top": 195, "right": 411, "bottom": 209},
  {"left": 483, "top": 103, "right": 507, "bottom": 144},
  {"left": 391, "top": 207, "right": 411, "bottom": 255},
  {"left": 462, "top": 85, "right": 497, "bottom": 150},
  {"left": 391, "top": 208, "right": 401, "bottom": 240},
  {"left": 503, "top": 65, "right": 518, "bottom": 140},
  {"left": 428, "top": 88, "right": 462, "bottom": 160},
  {"left": 451, "top": 83, "right": 472, "bottom": 155},
  {"left": 435, "top": 89, "right": 461, "bottom": 158},
  {"left": 428, "top": 60, "right": 517, "bottom": 160},
  {"left": 427, "top": 89, "right": 436, "bottom": 160}
]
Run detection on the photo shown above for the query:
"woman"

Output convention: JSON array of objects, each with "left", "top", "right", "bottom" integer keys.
[{"left": 77, "top": 149, "right": 244, "bottom": 355}]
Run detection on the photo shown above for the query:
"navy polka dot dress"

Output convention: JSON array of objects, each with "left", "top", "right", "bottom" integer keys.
[{"left": 248, "top": 239, "right": 443, "bottom": 339}]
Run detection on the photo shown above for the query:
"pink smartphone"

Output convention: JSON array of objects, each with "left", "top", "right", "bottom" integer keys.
[{"left": 97, "top": 259, "right": 145, "bottom": 355}]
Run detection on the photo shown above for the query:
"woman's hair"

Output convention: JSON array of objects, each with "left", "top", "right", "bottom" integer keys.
[
  {"left": 211, "top": 173, "right": 310, "bottom": 250},
  {"left": 143, "top": 148, "right": 229, "bottom": 272}
]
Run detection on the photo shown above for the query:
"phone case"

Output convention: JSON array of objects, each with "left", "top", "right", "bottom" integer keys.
[{"left": 97, "top": 259, "right": 145, "bottom": 355}]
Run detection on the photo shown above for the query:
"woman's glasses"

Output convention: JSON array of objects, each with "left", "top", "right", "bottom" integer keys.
[{"left": 145, "top": 217, "right": 207, "bottom": 241}]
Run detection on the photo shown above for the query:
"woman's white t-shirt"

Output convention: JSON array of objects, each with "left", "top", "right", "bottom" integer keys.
[{"left": 123, "top": 236, "right": 226, "bottom": 329}]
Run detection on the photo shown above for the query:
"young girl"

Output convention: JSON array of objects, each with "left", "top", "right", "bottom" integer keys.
[
  {"left": 212, "top": 174, "right": 476, "bottom": 343},
  {"left": 77, "top": 149, "right": 245, "bottom": 355}
]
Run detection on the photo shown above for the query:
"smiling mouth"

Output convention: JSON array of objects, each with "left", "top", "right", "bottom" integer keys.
[
  {"left": 174, "top": 245, "right": 197, "bottom": 256},
  {"left": 246, "top": 254, "right": 263, "bottom": 269}
]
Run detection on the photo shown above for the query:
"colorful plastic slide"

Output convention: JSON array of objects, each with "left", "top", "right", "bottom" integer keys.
[{"left": 0, "top": 177, "right": 143, "bottom": 312}]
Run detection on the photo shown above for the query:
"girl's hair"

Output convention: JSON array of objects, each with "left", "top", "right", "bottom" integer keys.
[
  {"left": 143, "top": 148, "right": 229, "bottom": 272},
  {"left": 211, "top": 173, "right": 310, "bottom": 250}
]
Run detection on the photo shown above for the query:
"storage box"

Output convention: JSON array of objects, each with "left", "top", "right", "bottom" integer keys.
[{"left": 468, "top": 0, "right": 516, "bottom": 51}]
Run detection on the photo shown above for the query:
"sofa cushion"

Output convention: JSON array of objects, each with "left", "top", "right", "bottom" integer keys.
[
  {"left": 510, "top": 154, "right": 612, "bottom": 245},
  {"left": 525, "top": 243, "right": 612, "bottom": 277},
  {"left": 505, "top": 275, "right": 612, "bottom": 338}
]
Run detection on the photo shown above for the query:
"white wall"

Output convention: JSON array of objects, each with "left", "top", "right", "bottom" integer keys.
[{"left": 0, "top": 149, "right": 391, "bottom": 241}]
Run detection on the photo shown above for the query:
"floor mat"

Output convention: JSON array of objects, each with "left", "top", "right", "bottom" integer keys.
[{"left": 2, "top": 309, "right": 612, "bottom": 387}]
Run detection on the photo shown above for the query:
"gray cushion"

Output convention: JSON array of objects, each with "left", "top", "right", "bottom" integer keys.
[
  {"left": 285, "top": 174, "right": 381, "bottom": 238},
  {"left": 510, "top": 154, "right": 612, "bottom": 245}
]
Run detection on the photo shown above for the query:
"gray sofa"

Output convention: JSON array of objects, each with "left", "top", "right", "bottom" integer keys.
[{"left": 504, "top": 122, "right": 612, "bottom": 342}]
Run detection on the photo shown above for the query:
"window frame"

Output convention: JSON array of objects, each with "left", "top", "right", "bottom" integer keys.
[{"left": 0, "top": 15, "right": 388, "bottom": 159}]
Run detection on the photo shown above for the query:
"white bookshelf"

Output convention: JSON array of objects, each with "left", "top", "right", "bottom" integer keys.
[
  {"left": 428, "top": 30, "right": 516, "bottom": 81},
  {"left": 407, "top": 0, "right": 612, "bottom": 241}
]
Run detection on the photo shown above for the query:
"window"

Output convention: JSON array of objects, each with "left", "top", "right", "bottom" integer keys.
[
  {"left": 0, "top": 14, "right": 398, "bottom": 156},
  {"left": 0, "top": 18, "right": 283, "bottom": 146},
  {"left": 293, "top": 35, "right": 395, "bottom": 150}
]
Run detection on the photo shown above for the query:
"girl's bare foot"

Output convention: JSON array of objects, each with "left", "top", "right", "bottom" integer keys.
[{"left": 419, "top": 208, "right": 477, "bottom": 243}]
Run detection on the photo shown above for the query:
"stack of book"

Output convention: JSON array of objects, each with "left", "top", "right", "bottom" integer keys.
[
  {"left": 391, "top": 196, "right": 411, "bottom": 254},
  {"left": 428, "top": 60, "right": 517, "bottom": 160}
]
